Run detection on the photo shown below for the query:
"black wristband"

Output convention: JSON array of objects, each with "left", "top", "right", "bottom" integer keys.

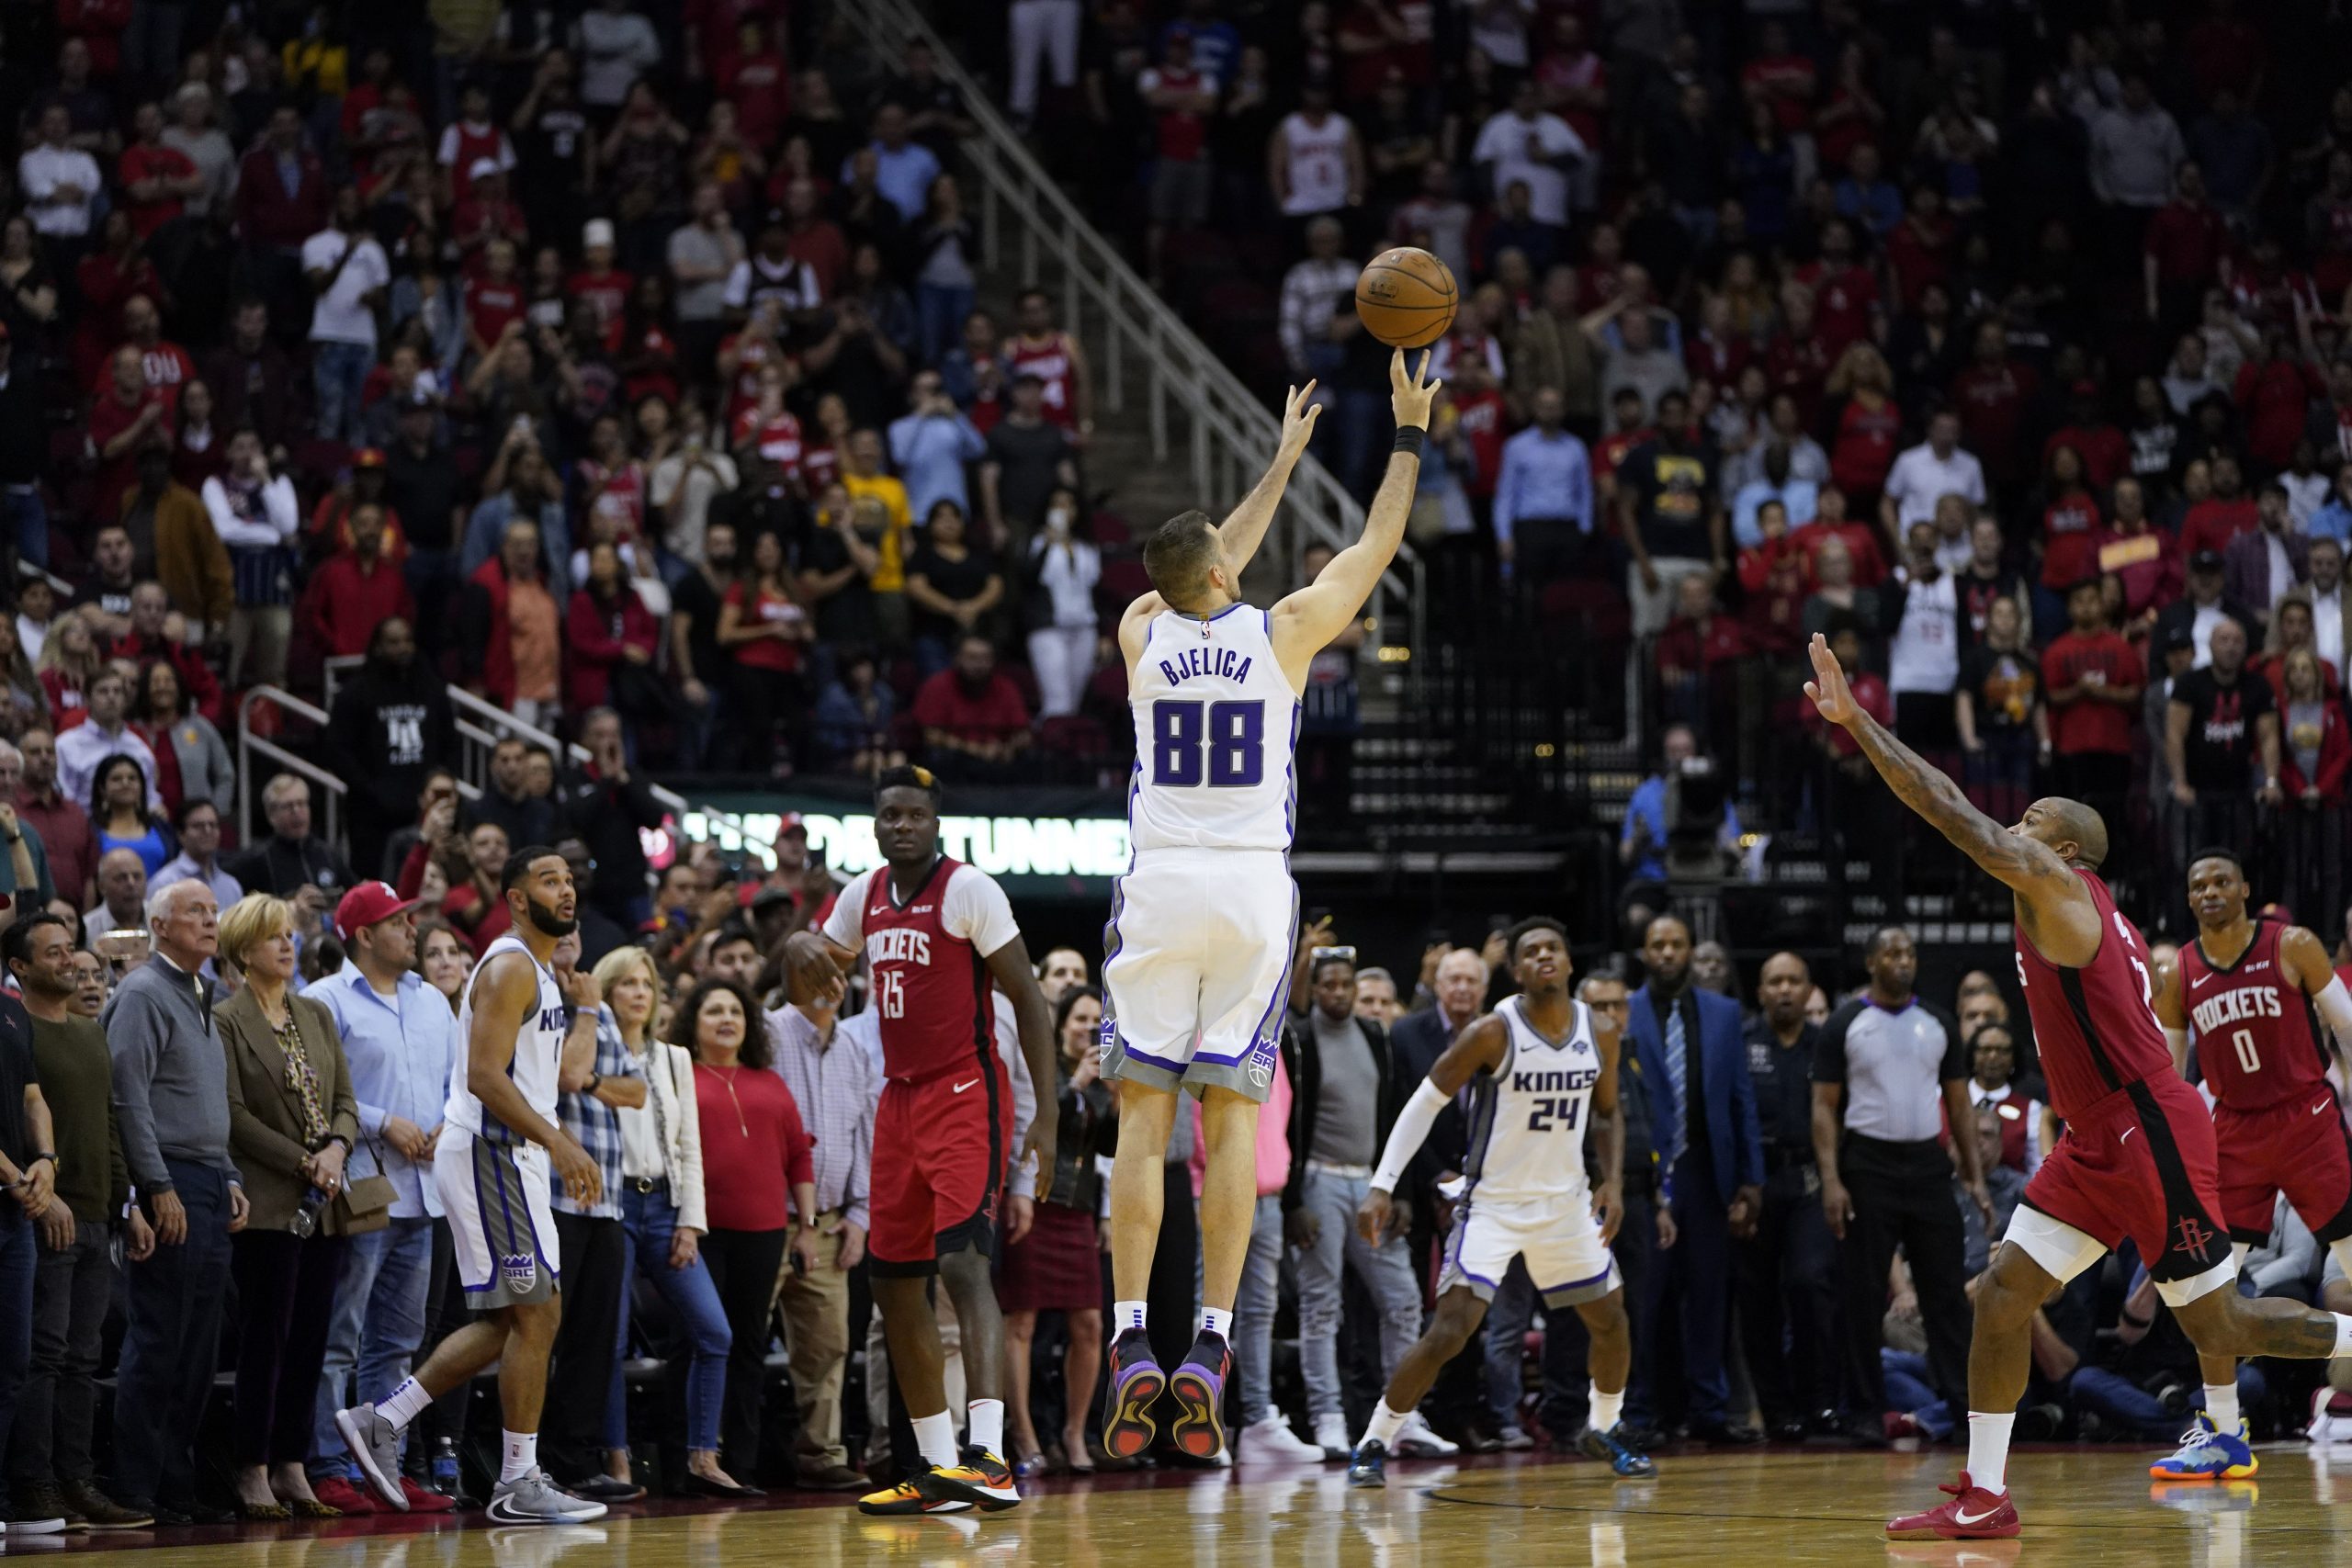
[{"left": 1393, "top": 426, "right": 1426, "bottom": 457}]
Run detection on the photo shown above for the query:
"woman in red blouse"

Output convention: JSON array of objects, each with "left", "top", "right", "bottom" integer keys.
[
  {"left": 718, "top": 530, "right": 814, "bottom": 772},
  {"left": 686, "top": 976, "right": 816, "bottom": 1484},
  {"left": 2033, "top": 444, "right": 2103, "bottom": 629},
  {"left": 565, "top": 542, "right": 661, "bottom": 713},
  {"left": 1826, "top": 342, "right": 1902, "bottom": 505}
]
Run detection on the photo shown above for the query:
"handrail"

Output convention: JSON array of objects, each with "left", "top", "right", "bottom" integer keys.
[
  {"left": 838, "top": 0, "right": 1422, "bottom": 648},
  {"left": 235, "top": 685, "right": 345, "bottom": 851}
]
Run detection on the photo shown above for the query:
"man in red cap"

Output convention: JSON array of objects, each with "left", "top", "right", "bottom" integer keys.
[
  {"left": 305, "top": 882, "right": 462, "bottom": 1515},
  {"left": 745, "top": 814, "right": 839, "bottom": 928}
]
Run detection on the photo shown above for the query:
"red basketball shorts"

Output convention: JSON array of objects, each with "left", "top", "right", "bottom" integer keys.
[
  {"left": 2213, "top": 1083, "right": 2352, "bottom": 1245},
  {"left": 2020, "top": 1072, "right": 2230, "bottom": 1285},
  {"left": 867, "top": 1056, "right": 1013, "bottom": 1275}
]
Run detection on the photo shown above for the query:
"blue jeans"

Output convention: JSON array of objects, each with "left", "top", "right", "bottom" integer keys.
[
  {"left": 1881, "top": 1350, "right": 1955, "bottom": 1439},
  {"left": 115, "top": 1161, "right": 233, "bottom": 1506},
  {"left": 0, "top": 1204, "right": 34, "bottom": 1515},
  {"left": 311, "top": 1215, "right": 435, "bottom": 1479},
  {"left": 917, "top": 283, "right": 976, "bottom": 366},
  {"left": 1233, "top": 1192, "right": 1283, "bottom": 1426},
  {"left": 312, "top": 339, "right": 375, "bottom": 446},
  {"left": 1, "top": 486, "right": 49, "bottom": 568},
  {"left": 607, "top": 1185, "right": 732, "bottom": 1454},
  {"left": 1295, "top": 1169, "right": 1421, "bottom": 1419}
]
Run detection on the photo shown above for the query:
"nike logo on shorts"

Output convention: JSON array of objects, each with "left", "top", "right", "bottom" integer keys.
[
  {"left": 953, "top": 1078, "right": 980, "bottom": 1094},
  {"left": 2121, "top": 1127, "right": 2136, "bottom": 1144},
  {"left": 2318, "top": 1097, "right": 2335, "bottom": 1116}
]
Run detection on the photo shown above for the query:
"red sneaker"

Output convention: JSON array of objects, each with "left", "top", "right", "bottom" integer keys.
[
  {"left": 1885, "top": 1472, "right": 2020, "bottom": 1540},
  {"left": 398, "top": 1478, "right": 456, "bottom": 1514},
  {"left": 312, "top": 1478, "right": 378, "bottom": 1517}
]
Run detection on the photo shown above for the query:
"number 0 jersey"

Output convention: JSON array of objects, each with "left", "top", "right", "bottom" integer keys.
[
  {"left": 1127, "top": 604, "right": 1300, "bottom": 852},
  {"left": 1460, "top": 997, "right": 1602, "bottom": 1207},
  {"left": 821, "top": 856, "right": 1020, "bottom": 1082},
  {"left": 2180, "top": 917, "right": 2330, "bottom": 1112}
]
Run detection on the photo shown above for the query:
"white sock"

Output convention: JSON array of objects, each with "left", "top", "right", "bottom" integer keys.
[
  {"left": 968, "top": 1398, "right": 1005, "bottom": 1456},
  {"left": 1363, "top": 1400, "right": 1408, "bottom": 1450},
  {"left": 1589, "top": 1387, "right": 1624, "bottom": 1434},
  {"left": 1114, "top": 1300, "right": 1148, "bottom": 1334},
  {"left": 1201, "top": 1305, "right": 1232, "bottom": 1340},
  {"left": 2204, "top": 1382, "right": 2241, "bottom": 1432},
  {"left": 377, "top": 1376, "right": 433, "bottom": 1432},
  {"left": 1966, "top": 1412, "right": 2014, "bottom": 1494},
  {"left": 912, "top": 1409, "right": 959, "bottom": 1470},
  {"left": 500, "top": 1429, "right": 537, "bottom": 1483}
]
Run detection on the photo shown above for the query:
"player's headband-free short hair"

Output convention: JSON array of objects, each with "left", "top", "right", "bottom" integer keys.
[
  {"left": 1507, "top": 916, "right": 1569, "bottom": 962},
  {"left": 503, "top": 845, "right": 563, "bottom": 892},
  {"left": 2188, "top": 845, "right": 2245, "bottom": 876}
]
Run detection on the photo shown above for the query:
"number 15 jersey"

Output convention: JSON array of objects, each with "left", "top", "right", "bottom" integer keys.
[
  {"left": 1128, "top": 604, "right": 1301, "bottom": 852},
  {"left": 821, "top": 856, "right": 1020, "bottom": 1082}
]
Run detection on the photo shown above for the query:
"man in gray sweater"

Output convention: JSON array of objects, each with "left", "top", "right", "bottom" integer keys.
[{"left": 105, "top": 881, "right": 245, "bottom": 1523}]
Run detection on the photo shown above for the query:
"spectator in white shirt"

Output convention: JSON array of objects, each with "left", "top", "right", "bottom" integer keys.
[
  {"left": 2309, "top": 536, "right": 2349, "bottom": 678},
  {"left": 1880, "top": 410, "right": 1987, "bottom": 534},
  {"left": 18, "top": 105, "right": 102, "bottom": 240},
  {"left": 1277, "top": 216, "right": 1361, "bottom": 380},
  {"left": 1471, "top": 80, "right": 1588, "bottom": 228},
  {"left": 573, "top": 0, "right": 663, "bottom": 111},
  {"left": 301, "top": 187, "right": 390, "bottom": 446},
  {"left": 55, "top": 667, "right": 162, "bottom": 813}
]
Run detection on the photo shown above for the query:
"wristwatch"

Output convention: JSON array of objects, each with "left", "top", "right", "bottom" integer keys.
[{"left": 585, "top": 1070, "right": 604, "bottom": 1096}]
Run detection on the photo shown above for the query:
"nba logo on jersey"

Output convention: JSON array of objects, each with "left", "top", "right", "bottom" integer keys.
[{"left": 501, "top": 1251, "right": 537, "bottom": 1292}]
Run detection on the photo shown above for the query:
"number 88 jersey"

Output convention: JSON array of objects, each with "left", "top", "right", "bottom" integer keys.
[
  {"left": 2179, "top": 916, "right": 2330, "bottom": 1112},
  {"left": 1128, "top": 604, "right": 1301, "bottom": 852}
]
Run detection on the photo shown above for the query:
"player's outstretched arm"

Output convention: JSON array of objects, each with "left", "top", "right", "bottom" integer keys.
[
  {"left": 1272, "top": 350, "right": 1441, "bottom": 672},
  {"left": 2284, "top": 924, "right": 2352, "bottom": 1077},
  {"left": 1211, "top": 381, "right": 1324, "bottom": 581},
  {"left": 1358, "top": 1011, "right": 1504, "bottom": 1242},
  {"left": 1804, "top": 632, "right": 2098, "bottom": 957}
]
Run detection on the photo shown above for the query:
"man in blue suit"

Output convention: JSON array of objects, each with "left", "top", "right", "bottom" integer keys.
[{"left": 1623, "top": 914, "right": 1764, "bottom": 1444}]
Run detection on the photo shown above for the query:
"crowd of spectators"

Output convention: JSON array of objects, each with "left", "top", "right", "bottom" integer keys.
[
  {"left": 0, "top": 0, "right": 1142, "bottom": 808},
  {"left": 973, "top": 0, "right": 2352, "bottom": 939}
]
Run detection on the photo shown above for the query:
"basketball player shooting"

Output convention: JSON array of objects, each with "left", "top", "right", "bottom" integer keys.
[
  {"left": 1098, "top": 350, "right": 1440, "bottom": 1463},
  {"left": 1343, "top": 919, "right": 1657, "bottom": 1486},
  {"left": 1804, "top": 632, "right": 2352, "bottom": 1541},
  {"left": 2143, "top": 848, "right": 2352, "bottom": 1481}
]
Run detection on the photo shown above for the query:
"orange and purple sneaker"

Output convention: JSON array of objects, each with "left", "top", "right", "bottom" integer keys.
[
  {"left": 1168, "top": 1330, "right": 1232, "bottom": 1461},
  {"left": 1102, "top": 1327, "right": 1165, "bottom": 1461},
  {"left": 1885, "top": 1472, "right": 2022, "bottom": 1540}
]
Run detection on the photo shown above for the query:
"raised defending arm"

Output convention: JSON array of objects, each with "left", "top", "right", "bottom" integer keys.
[
  {"left": 1270, "top": 350, "right": 1442, "bottom": 675},
  {"left": 1212, "top": 382, "right": 1324, "bottom": 581}
]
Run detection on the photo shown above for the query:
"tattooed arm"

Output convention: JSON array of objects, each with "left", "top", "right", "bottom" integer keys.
[{"left": 1803, "top": 633, "right": 2100, "bottom": 964}]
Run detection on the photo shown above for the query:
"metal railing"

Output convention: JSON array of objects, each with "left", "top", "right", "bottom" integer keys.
[
  {"left": 235, "top": 686, "right": 345, "bottom": 851},
  {"left": 837, "top": 0, "right": 1424, "bottom": 651}
]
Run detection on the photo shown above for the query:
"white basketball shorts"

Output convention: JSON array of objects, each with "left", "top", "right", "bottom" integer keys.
[
  {"left": 1100, "top": 847, "right": 1296, "bottom": 1102},
  {"left": 1439, "top": 1192, "right": 1622, "bottom": 1308}
]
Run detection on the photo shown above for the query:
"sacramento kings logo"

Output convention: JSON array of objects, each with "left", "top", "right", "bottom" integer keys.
[
  {"left": 1100, "top": 1016, "right": 1117, "bottom": 1050},
  {"left": 1246, "top": 1035, "right": 1275, "bottom": 1089},
  {"left": 501, "top": 1252, "right": 537, "bottom": 1292}
]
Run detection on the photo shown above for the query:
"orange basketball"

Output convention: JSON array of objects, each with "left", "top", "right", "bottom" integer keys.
[{"left": 1354, "top": 246, "right": 1459, "bottom": 349}]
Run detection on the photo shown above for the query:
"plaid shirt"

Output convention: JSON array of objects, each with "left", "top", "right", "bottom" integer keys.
[
  {"left": 551, "top": 1006, "right": 644, "bottom": 1219},
  {"left": 766, "top": 1005, "right": 874, "bottom": 1230}
]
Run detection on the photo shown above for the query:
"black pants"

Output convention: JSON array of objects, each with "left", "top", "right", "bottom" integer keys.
[
  {"left": 1838, "top": 1135, "right": 1971, "bottom": 1418},
  {"left": 545, "top": 1213, "right": 627, "bottom": 1483},
  {"left": 115, "top": 1160, "right": 232, "bottom": 1506},
  {"left": 1735, "top": 1165, "right": 1840, "bottom": 1428},
  {"left": 230, "top": 1229, "right": 348, "bottom": 1469},
  {"left": 1542, "top": 1180, "right": 1654, "bottom": 1436},
  {"left": 702, "top": 1227, "right": 787, "bottom": 1480}
]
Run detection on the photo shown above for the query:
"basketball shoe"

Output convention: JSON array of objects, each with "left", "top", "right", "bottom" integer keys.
[
  {"left": 2150, "top": 1414, "right": 2258, "bottom": 1480},
  {"left": 1578, "top": 1424, "right": 1657, "bottom": 1479},
  {"left": 1885, "top": 1472, "right": 2021, "bottom": 1540},
  {"left": 1102, "top": 1327, "right": 1166, "bottom": 1461},
  {"left": 856, "top": 1478, "right": 973, "bottom": 1517},
  {"left": 920, "top": 1448, "right": 1022, "bottom": 1512},
  {"left": 1169, "top": 1330, "right": 1232, "bottom": 1461},
  {"left": 1345, "top": 1439, "right": 1389, "bottom": 1489}
]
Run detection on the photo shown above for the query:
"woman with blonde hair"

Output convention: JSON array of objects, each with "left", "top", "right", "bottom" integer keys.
[
  {"left": 585, "top": 944, "right": 749, "bottom": 1497},
  {"left": 215, "top": 894, "right": 363, "bottom": 1519},
  {"left": 1826, "top": 341, "right": 1901, "bottom": 506},
  {"left": 35, "top": 615, "right": 102, "bottom": 725}
]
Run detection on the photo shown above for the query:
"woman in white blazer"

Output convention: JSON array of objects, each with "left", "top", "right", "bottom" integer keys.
[{"left": 588, "top": 946, "right": 755, "bottom": 1498}]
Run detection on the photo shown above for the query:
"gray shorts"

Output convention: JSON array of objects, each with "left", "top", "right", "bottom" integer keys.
[{"left": 435, "top": 1127, "right": 561, "bottom": 1309}]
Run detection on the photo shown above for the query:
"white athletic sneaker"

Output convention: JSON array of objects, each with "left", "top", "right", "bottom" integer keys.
[
  {"left": 486, "top": 1470, "right": 610, "bottom": 1526},
  {"left": 334, "top": 1403, "right": 410, "bottom": 1511},
  {"left": 1312, "top": 1413, "right": 1352, "bottom": 1461},
  {"left": 1497, "top": 1424, "right": 1535, "bottom": 1451},
  {"left": 2, "top": 1515, "right": 69, "bottom": 1537},
  {"left": 1394, "top": 1412, "right": 1460, "bottom": 1458},
  {"left": 1237, "top": 1416, "right": 1326, "bottom": 1465}
]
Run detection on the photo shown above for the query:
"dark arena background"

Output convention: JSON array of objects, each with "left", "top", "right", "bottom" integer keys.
[{"left": 4, "top": 0, "right": 2352, "bottom": 1562}]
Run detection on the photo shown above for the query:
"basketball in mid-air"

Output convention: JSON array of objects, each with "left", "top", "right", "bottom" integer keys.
[{"left": 1354, "top": 247, "right": 1460, "bottom": 349}]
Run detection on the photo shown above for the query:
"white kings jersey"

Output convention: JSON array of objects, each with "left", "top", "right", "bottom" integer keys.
[
  {"left": 1127, "top": 604, "right": 1301, "bottom": 853},
  {"left": 1459, "top": 997, "right": 1603, "bottom": 1206},
  {"left": 444, "top": 932, "right": 568, "bottom": 1147}
]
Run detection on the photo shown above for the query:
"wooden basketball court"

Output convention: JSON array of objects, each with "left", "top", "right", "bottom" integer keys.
[{"left": 32, "top": 1443, "right": 2352, "bottom": 1567}]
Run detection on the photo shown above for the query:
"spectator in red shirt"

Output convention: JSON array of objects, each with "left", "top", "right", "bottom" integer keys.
[
  {"left": 718, "top": 17, "right": 791, "bottom": 151},
  {"left": 2278, "top": 648, "right": 2350, "bottom": 807},
  {"left": 2233, "top": 322, "right": 2320, "bottom": 471},
  {"left": 2040, "top": 579, "right": 2145, "bottom": 820},
  {"left": 1826, "top": 343, "right": 1902, "bottom": 503},
  {"left": 450, "top": 162, "right": 529, "bottom": 266},
  {"left": 1800, "top": 483, "right": 1889, "bottom": 588},
  {"left": 1740, "top": 20, "right": 1816, "bottom": 134},
  {"left": 1802, "top": 616, "right": 1893, "bottom": 761},
  {"left": 304, "top": 503, "right": 416, "bottom": 660},
  {"left": 118, "top": 101, "right": 203, "bottom": 238},
  {"left": 565, "top": 541, "right": 661, "bottom": 713},
  {"left": 119, "top": 293, "right": 195, "bottom": 417},
  {"left": 2096, "top": 476, "right": 2182, "bottom": 640},
  {"left": 1948, "top": 319, "right": 2039, "bottom": 493},
  {"left": 912, "top": 633, "right": 1032, "bottom": 784},
  {"left": 1763, "top": 283, "right": 1833, "bottom": 427},
  {"left": 87, "top": 345, "right": 171, "bottom": 523},
  {"left": 2041, "top": 381, "right": 2131, "bottom": 491},
  {"left": 569, "top": 219, "right": 635, "bottom": 351},
  {"left": 105, "top": 581, "right": 224, "bottom": 725},
  {"left": 2143, "top": 160, "right": 2231, "bottom": 335},
  {"left": 1656, "top": 570, "right": 1747, "bottom": 739},
  {"left": 1533, "top": 13, "right": 1606, "bottom": 150},
  {"left": 2182, "top": 454, "right": 2261, "bottom": 558},
  {"left": 1792, "top": 219, "right": 1879, "bottom": 358},
  {"left": 72, "top": 209, "right": 167, "bottom": 390},
  {"left": 1883, "top": 180, "right": 1956, "bottom": 308},
  {"left": 234, "top": 103, "right": 331, "bottom": 253},
  {"left": 2032, "top": 444, "right": 2105, "bottom": 631}
]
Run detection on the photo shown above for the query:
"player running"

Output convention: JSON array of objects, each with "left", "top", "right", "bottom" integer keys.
[
  {"left": 2145, "top": 848, "right": 2352, "bottom": 1480},
  {"left": 1097, "top": 351, "right": 1437, "bottom": 1464},
  {"left": 1802, "top": 633, "right": 2352, "bottom": 1542},
  {"left": 784, "top": 766, "right": 1057, "bottom": 1517},
  {"left": 1343, "top": 919, "right": 1656, "bottom": 1487},
  {"left": 335, "top": 848, "right": 608, "bottom": 1525}
]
